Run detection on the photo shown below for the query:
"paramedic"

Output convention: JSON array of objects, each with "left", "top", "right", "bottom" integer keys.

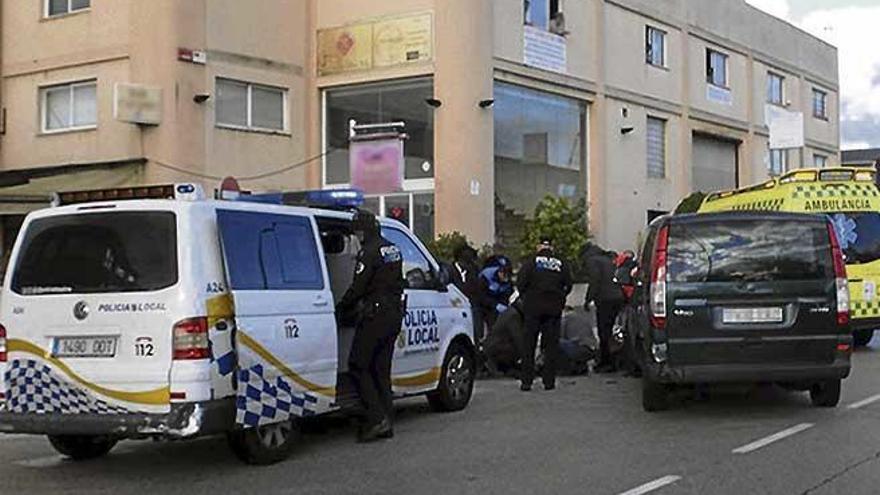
[
  {"left": 336, "top": 210, "right": 405, "bottom": 443},
  {"left": 516, "top": 237, "right": 573, "bottom": 391}
]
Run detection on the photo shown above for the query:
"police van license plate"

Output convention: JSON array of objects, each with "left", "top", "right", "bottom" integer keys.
[
  {"left": 53, "top": 336, "right": 118, "bottom": 358},
  {"left": 722, "top": 307, "right": 784, "bottom": 324}
]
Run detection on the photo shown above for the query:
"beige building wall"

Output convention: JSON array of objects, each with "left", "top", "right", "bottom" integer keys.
[{"left": 0, "top": 0, "right": 842, "bottom": 254}]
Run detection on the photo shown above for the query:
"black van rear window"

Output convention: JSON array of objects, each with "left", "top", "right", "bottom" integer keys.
[
  {"left": 12, "top": 212, "right": 177, "bottom": 295},
  {"left": 668, "top": 219, "right": 832, "bottom": 283}
]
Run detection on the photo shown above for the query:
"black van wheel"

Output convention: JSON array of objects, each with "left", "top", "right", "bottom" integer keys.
[
  {"left": 642, "top": 376, "right": 670, "bottom": 412},
  {"left": 47, "top": 435, "right": 117, "bottom": 460},
  {"left": 227, "top": 419, "right": 300, "bottom": 465},
  {"left": 810, "top": 379, "right": 841, "bottom": 408},
  {"left": 428, "top": 343, "right": 475, "bottom": 412},
  {"left": 853, "top": 329, "right": 874, "bottom": 348}
]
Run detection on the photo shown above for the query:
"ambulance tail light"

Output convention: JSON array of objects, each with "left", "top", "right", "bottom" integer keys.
[
  {"left": 828, "top": 223, "right": 849, "bottom": 327},
  {"left": 0, "top": 324, "right": 6, "bottom": 362},
  {"left": 650, "top": 226, "right": 670, "bottom": 330},
  {"left": 172, "top": 317, "right": 210, "bottom": 360}
]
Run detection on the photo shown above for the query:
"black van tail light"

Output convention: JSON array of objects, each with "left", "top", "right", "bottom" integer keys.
[
  {"left": 0, "top": 324, "right": 6, "bottom": 362},
  {"left": 827, "top": 223, "right": 850, "bottom": 326},
  {"left": 650, "top": 226, "right": 670, "bottom": 329},
  {"left": 173, "top": 317, "right": 210, "bottom": 360}
]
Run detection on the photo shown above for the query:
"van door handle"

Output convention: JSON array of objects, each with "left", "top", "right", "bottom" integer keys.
[{"left": 313, "top": 296, "right": 330, "bottom": 307}]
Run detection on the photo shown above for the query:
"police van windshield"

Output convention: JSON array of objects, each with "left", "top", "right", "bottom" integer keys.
[
  {"left": 11, "top": 212, "right": 177, "bottom": 295},
  {"left": 668, "top": 219, "right": 832, "bottom": 283},
  {"left": 828, "top": 212, "right": 880, "bottom": 265}
]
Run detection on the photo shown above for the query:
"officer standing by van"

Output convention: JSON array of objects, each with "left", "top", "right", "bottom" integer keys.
[
  {"left": 517, "top": 237, "right": 573, "bottom": 391},
  {"left": 336, "top": 210, "right": 405, "bottom": 443}
]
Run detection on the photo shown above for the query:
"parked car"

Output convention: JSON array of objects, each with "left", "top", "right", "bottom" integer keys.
[{"left": 631, "top": 211, "right": 852, "bottom": 411}]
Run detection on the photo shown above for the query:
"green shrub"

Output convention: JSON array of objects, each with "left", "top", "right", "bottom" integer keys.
[
  {"left": 425, "top": 231, "right": 471, "bottom": 263},
  {"left": 519, "top": 196, "right": 590, "bottom": 278},
  {"left": 674, "top": 191, "right": 707, "bottom": 214}
]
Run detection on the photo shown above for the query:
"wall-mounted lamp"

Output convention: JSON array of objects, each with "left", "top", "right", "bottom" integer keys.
[
  {"left": 193, "top": 93, "right": 211, "bottom": 104},
  {"left": 425, "top": 98, "right": 443, "bottom": 108},
  {"left": 478, "top": 99, "right": 495, "bottom": 108},
  {"left": 620, "top": 126, "right": 635, "bottom": 135}
]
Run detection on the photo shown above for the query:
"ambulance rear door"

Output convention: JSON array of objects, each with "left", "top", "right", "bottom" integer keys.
[{"left": 216, "top": 209, "right": 337, "bottom": 427}]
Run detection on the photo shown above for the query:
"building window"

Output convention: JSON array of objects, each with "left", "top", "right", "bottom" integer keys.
[
  {"left": 814, "top": 154, "right": 828, "bottom": 168},
  {"left": 813, "top": 88, "right": 828, "bottom": 120},
  {"left": 525, "top": 0, "right": 561, "bottom": 30},
  {"left": 769, "top": 149, "right": 787, "bottom": 176},
  {"left": 41, "top": 80, "right": 97, "bottom": 133},
  {"left": 767, "top": 72, "right": 784, "bottom": 105},
  {"left": 645, "top": 27, "right": 666, "bottom": 67},
  {"left": 216, "top": 78, "right": 287, "bottom": 132},
  {"left": 324, "top": 78, "right": 434, "bottom": 186},
  {"left": 706, "top": 49, "right": 728, "bottom": 88},
  {"left": 494, "top": 82, "right": 587, "bottom": 250},
  {"left": 647, "top": 117, "right": 666, "bottom": 179},
  {"left": 45, "top": 0, "right": 90, "bottom": 17}
]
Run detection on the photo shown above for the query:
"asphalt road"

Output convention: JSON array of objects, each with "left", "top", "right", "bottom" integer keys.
[{"left": 4, "top": 338, "right": 880, "bottom": 495}]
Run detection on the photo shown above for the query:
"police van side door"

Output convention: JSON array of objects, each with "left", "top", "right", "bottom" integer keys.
[
  {"left": 217, "top": 209, "right": 337, "bottom": 426},
  {"left": 382, "top": 226, "right": 450, "bottom": 393}
]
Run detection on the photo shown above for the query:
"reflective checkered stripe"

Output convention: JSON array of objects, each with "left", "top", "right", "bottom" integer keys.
[
  {"left": 792, "top": 184, "right": 880, "bottom": 200},
  {"left": 3, "top": 360, "right": 131, "bottom": 415},
  {"left": 729, "top": 198, "right": 785, "bottom": 211},
  {"left": 851, "top": 301, "right": 880, "bottom": 318},
  {"left": 235, "top": 364, "right": 322, "bottom": 427}
]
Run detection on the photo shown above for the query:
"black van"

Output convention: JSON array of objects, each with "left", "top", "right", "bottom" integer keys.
[{"left": 630, "top": 212, "right": 852, "bottom": 411}]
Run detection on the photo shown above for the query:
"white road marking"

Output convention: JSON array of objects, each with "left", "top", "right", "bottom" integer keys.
[
  {"left": 847, "top": 393, "right": 880, "bottom": 410},
  {"left": 14, "top": 455, "right": 65, "bottom": 468},
  {"left": 732, "top": 423, "right": 814, "bottom": 454},
  {"left": 618, "top": 475, "right": 682, "bottom": 495}
]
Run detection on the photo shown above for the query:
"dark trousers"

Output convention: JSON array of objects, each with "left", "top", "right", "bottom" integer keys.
[
  {"left": 597, "top": 301, "right": 623, "bottom": 367},
  {"left": 348, "top": 310, "right": 401, "bottom": 426},
  {"left": 472, "top": 307, "right": 485, "bottom": 344},
  {"left": 521, "top": 313, "right": 561, "bottom": 387}
]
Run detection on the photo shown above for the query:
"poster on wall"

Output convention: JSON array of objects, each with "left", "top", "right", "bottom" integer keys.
[
  {"left": 318, "top": 12, "right": 433, "bottom": 76},
  {"left": 523, "top": 25, "right": 567, "bottom": 74},
  {"left": 349, "top": 135, "right": 405, "bottom": 194},
  {"left": 765, "top": 104, "right": 804, "bottom": 149}
]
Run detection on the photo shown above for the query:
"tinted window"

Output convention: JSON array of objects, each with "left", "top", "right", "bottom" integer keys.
[
  {"left": 828, "top": 212, "right": 880, "bottom": 265},
  {"left": 13, "top": 212, "right": 177, "bottom": 295},
  {"left": 218, "top": 210, "right": 324, "bottom": 291},
  {"left": 668, "top": 219, "right": 832, "bottom": 283},
  {"left": 382, "top": 227, "right": 433, "bottom": 282}
]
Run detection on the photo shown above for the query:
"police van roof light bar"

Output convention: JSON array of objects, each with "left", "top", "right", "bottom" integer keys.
[
  {"left": 233, "top": 189, "right": 365, "bottom": 209},
  {"left": 53, "top": 183, "right": 205, "bottom": 206}
]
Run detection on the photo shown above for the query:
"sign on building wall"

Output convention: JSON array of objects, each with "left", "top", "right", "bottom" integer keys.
[
  {"left": 114, "top": 83, "right": 162, "bottom": 125},
  {"left": 317, "top": 12, "right": 433, "bottom": 76},
  {"left": 706, "top": 85, "right": 732, "bottom": 106},
  {"left": 523, "top": 25, "right": 567, "bottom": 74},
  {"left": 765, "top": 104, "right": 805, "bottom": 149},
  {"left": 350, "top": 135, "right": 405, "bottom": 194}
]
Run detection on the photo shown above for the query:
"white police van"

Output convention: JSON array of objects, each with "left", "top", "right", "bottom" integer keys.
[{"left": 0, "top": 184, "right": 475, "bottom": 464}]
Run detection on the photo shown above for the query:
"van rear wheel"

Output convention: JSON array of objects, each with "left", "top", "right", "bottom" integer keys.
[
  {"left": 853, "top": 329, "right": 874, "bottom": 347},
  {"left": 227, "top": 419, "right": 300, "bottom": 465},
  {"left": 642, "top": 376, "right": 670, "bottom": 412},
  {"left": 810, "top": 379, "right": 841, "bottom": 408},
  {"left": 427, "top": 343, "right": 475, "bottom": 412},
  {"left": 47, "top": 435, "right": 117, "bottom": 460}
]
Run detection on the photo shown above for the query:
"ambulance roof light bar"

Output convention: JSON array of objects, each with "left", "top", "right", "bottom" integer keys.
[
  {"left": 52, "top": 183, "right": 205, "bottom": 206},
  {"left": 233, "top": 189, "right": 365, "bottom": 210}
]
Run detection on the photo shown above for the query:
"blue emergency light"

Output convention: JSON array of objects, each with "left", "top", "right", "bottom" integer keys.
[{"left": 234, "top": 189, "right": 365, "bottom": 209}]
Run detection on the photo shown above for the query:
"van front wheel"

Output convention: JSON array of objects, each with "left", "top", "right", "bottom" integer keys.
[
  {"left": 47, "top": 435, "right": 117, "bottom": 460},
  {"left": 227, "top": 419, "right": 300, "bottom": 465},
  {"left": 427, "top": 343, "right": 475, "bottom": 412}
]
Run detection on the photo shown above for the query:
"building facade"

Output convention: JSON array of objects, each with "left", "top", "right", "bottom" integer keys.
[{"left": 0, "top": 0, "right": 840, "bottom": 260}]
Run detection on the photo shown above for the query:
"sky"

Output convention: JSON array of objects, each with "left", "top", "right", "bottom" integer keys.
[{"left": 745, "top": 0, "right": 880, "bottom": 150}]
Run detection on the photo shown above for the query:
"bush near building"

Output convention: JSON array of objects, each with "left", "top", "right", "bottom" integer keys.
[{"left": 519, "top": 196, "right": 590, "bottom": 280}]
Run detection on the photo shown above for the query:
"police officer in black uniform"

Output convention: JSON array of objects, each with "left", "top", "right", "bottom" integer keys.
[
  {"left": 516, "top": 237, "right": 573, "bottom": 391},
  {"left": 336, "top": 210, "right": 405, "bottom": 442}
]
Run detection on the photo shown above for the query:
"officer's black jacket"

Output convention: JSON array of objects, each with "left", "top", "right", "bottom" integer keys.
[
  {"left": 517, "top": 248, "right": 573, "bottom": 316},
  {"left": 338, "top": 231, "right": 405, "bottom": 313}
]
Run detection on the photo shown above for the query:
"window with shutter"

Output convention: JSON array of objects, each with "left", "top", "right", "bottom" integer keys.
[{"left": 647, "top": 117, "right": 666, "bottom": 179}]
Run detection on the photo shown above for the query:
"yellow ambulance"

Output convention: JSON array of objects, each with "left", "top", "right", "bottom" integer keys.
[{"left": 699, "top": 167, "right": 880, "bottom": 347}]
